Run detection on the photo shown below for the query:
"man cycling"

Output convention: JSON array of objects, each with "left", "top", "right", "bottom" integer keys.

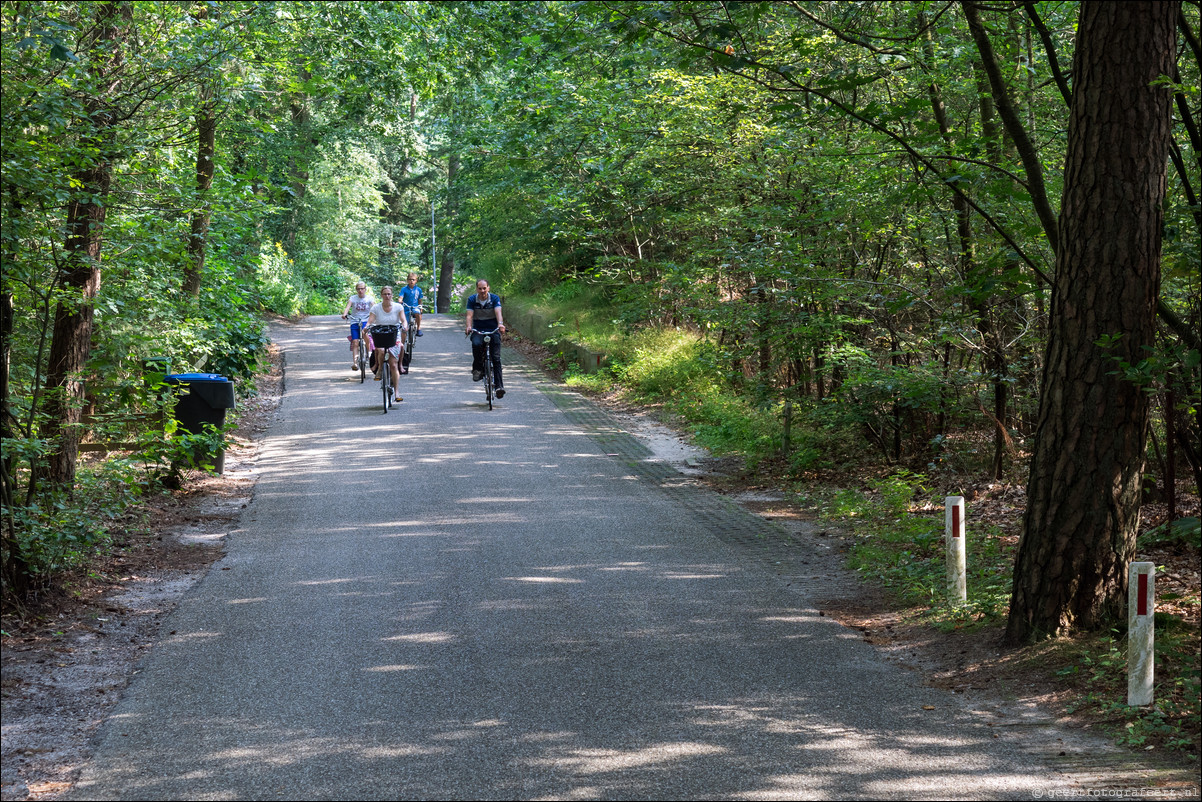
[
  {"left": 340, "top": 281, "right": 373, "bottom": 371},
  {"left": 465, "top": 279, "right": 506, "bottom": 399}
]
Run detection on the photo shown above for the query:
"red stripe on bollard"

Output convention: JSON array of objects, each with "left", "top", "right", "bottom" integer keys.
[
  {"left": 952, "top": 505, "right": 960, "bottom": 537},
  {"left": 1138, "top": 573, "right": 1149, "bottom": 616}
]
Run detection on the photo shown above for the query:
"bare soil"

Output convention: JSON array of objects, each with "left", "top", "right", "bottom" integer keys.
[{"left": 1, "top": 330, "right": 1198, "bottom": 800}]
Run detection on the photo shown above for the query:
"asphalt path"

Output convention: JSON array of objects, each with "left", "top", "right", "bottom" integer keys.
[{"left": 70, "top": 313, "right": 1136, "bottom": 800}]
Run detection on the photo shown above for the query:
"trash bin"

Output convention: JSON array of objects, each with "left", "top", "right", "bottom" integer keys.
[{"left": 166, "top": 372, "right": 236, "bottom": 473}]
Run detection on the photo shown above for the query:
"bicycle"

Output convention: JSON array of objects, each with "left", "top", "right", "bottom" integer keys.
[
  {"left": 342, "top": 315, "right": 371, "bottom": 383},
  {"left": 401, "top": 302, "right": 420, "bottom": 373},
  {"left": 368, "top": 324, "right": 401, "bottom": 413},
  {"left": 355, "top": 321, "right": 370, "bottom": 383},
  {"left": 467, "top": 328, "right": 498, "bottom": 410}
]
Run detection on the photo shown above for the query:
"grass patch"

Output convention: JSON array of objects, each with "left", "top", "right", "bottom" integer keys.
[
  {"left": 818, "top": 471, "right": 1200, "bottom": 758},
  {"left": 1056, "top": 620, "right": 1201, "bottom": 757},
  {"left": 821, "top": 472, "right": 1012, "bottom": 625}
]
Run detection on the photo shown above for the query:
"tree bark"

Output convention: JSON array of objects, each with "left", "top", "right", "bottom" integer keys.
[
  {"left": 1005, "top": 1, "right": 1178, "bottom": 642},
  {"left": 436, "top": 153, "right": 459, "bottom": 313},
  {"left": 43, "top": 2, "right": 125, "bottom": 490},
  {"left": 183, "top": 6, "right": 217, "bottom": 297}
]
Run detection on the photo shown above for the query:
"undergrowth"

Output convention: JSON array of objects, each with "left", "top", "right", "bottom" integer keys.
[{"left": 817, "top": 471, "right": 1200, "bottom": 759}]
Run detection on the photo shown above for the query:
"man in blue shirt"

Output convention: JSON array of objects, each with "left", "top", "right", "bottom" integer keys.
[{"left": 465, "top": 279, "right": 506, "bottom": 399}]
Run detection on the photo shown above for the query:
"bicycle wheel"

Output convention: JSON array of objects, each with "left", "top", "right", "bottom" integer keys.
[
  {"left": 358, "top": 338, "right": 367, "bottom": 383},
  {"left": 381, "top": 360, "right": 391, "bottom": 413},
  {"left": 484, "top": 361, "right": 493, "bottom": 411}
]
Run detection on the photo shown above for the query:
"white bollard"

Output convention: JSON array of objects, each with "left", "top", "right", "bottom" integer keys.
[
  {"left": 945, "top": 496, "right": 966, "bottom": 604},
  {"left": 1128, "top": 561, "right": 1155, "bottom": 707}
]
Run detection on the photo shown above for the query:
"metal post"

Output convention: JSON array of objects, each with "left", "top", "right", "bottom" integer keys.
[
  {"left": 945, "top": 496, "right": 966, "bottom": 604},
  {"left": 431, "top": 203, "right": 437, "bottom": 314},
  {"left": 1128, "top": 561, "right": 1155, "bottom": 706}
]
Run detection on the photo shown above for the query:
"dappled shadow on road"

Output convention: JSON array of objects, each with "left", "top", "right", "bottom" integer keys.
[
  {"left": 73, "top": 540, "right": 1072, "bottom": 800},
  {"left": 69, "top": 315, "right": 1093, "bottom": 801}
]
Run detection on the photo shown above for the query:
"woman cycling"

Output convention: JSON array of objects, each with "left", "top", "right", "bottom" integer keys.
[{"left": 365, "top": 285, "right": 408, "bottom": 404}]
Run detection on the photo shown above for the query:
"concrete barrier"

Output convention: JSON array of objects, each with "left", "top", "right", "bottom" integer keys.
[{"left": 502, "top": 299, "right": 609, "bottom": 373}]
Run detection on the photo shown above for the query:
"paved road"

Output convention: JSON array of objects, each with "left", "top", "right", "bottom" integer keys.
[{"left": 70, "top": 314, "right": 1157, "bottom": 800}]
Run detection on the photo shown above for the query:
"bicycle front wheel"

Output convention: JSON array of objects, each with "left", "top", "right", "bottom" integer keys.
[
  {"left": 359, "top": 340, "right": 367, "bottom": 383},
  {"left": 382, "top": 366, "right": 391, "bottom": 413}
]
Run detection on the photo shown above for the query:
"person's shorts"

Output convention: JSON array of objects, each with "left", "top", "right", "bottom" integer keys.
[
  {"left": 350, "top": 321, "right": 367, "bottom": 339},
  {"left": 370, "top": 326, "right": 399, "bottom": 349}
]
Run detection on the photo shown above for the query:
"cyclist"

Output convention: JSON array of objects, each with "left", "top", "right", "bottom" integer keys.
[
  {"left": 465, "top": 279, "right": 506, "bottom": 399},
  {"left": 365, "top": 285, "right": 407, "bottom": 404},
  {"left": 340, "top": 281, "right": 374, "bottom": 371},
  {"left": 398, "top": 272, "right": 424, "bottom": 374}
]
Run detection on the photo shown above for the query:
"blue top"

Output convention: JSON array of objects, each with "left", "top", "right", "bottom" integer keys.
[
  {"left": 467, "top": 293, "right": 502, "bottom": 331},
  {"left": 399, "top": 284, "right": 424, "bottom": 323}
]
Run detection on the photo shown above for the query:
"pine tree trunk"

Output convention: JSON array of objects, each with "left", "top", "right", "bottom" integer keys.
[{"left": 1005, "top": 1, "right": 1177, "bottom": 642}]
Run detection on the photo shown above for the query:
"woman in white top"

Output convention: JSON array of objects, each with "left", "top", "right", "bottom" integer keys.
[{"left": 365, "top": 286, "right": 408, "bottom": 403}]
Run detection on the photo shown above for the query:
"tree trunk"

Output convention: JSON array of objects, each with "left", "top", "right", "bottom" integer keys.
[
  {"left": 183, "top": 83, "right": 216, "bottom": 296},
  {"left": 1005, "top": 1, "right": 1177, "bottom": 643},
  {"left": 183, "top": 7, "right": 217, "bottom": 297},
  {"left": 436, "top": 153, "right": 459, "bottom": 313},
  {"left": 43, "top": 2, "right": 125, "bottom": 490}
]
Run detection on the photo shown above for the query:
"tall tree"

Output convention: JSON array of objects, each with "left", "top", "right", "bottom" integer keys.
[
  {"left": 42, "top": 1, "right": 127, "bottom": 489},
  {"left": 1006, "top": 1, "right": 1179, "bottom": 642}
]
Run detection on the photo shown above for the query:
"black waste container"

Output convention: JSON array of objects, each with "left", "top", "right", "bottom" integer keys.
[{"left": 166, "top": 373, "right": 236, "bottom": 473}]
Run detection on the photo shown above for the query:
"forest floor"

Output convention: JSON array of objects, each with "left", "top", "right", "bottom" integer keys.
[{"left": 1, "top": 330, "right": 1199, "bottom": 800}]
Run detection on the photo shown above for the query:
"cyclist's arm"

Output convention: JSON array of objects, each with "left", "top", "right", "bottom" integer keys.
[
  {"left": 341, "top": 297, "right": 353, "bottom": 318},
  {"left": 495, "top": 303, "right": 506, "bottom": 333},
  {"left": 465, "top": 306, "right": 474, "bottom": 335}
]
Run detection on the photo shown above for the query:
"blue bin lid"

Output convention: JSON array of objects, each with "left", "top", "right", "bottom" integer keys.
[{"left": 166, "top": 373, "right": 228, "bottom": 382}]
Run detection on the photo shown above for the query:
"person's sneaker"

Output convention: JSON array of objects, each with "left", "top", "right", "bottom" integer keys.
[
  {"left": 374, "top": 373, "right": 382, "bottom": 381},
  {"left": 416, "top": 330, "right": 423, "bottom": 337},
  {"left": 352, "top": 361, "right": 358, "bottom": 371},
  {"left": 495, "top": 387, "right": 505, "bottom": 399},
  {"left": 472, "top": 370, "right": 484, "bottom": 382}
]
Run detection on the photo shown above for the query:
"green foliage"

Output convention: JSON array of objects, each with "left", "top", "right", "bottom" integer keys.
[
  {"left": 1139, "top": 518, "right": 1202, "bottom": 550},
  {"left": 138, "top": 419, "right": 234, "bottom": 488},
  {"left": 4, "top": 458, "right": 149, "bottom": 580},
  {"left": 821, "top": 475, "right": 1012, "bottom": 622},
  {"left": 612, "top": 330, "right": 715, "bottom": 400},
  {"left": 1061, "top": 623, "right": 1202, "bottom": 756}
]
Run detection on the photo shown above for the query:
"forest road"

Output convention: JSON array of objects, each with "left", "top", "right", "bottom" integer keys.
[{"left": 68, "top": 314, "right": 1154, "bottom": 801}]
